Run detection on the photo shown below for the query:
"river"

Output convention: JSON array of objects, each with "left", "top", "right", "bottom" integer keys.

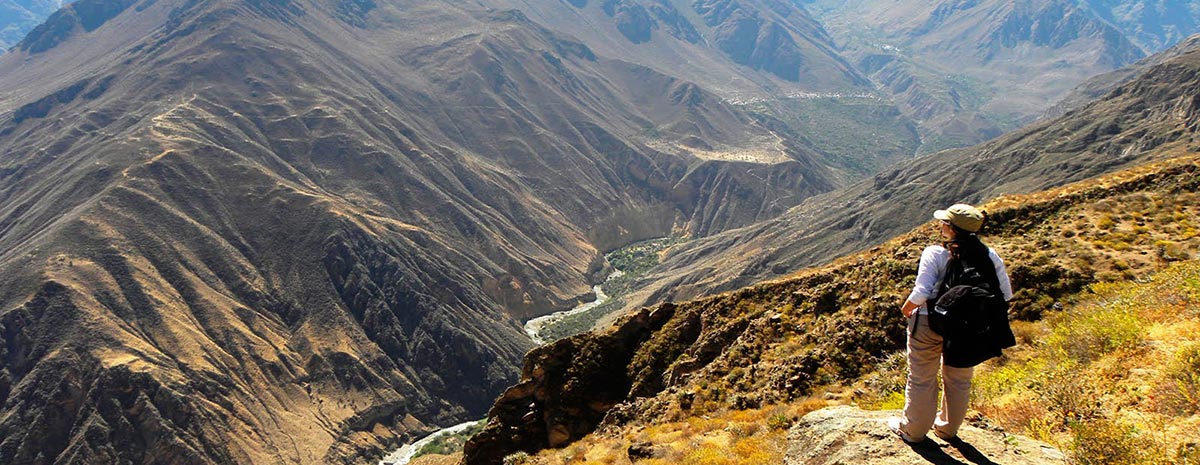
[
  {"left": 378, "top": 270, "right": 626, "bottom": 463},
  {"left": 378, "top": 420, "right": 482, "bottom": 465},
  {"left": 523, "top": 269, "right": 624, "bottom": 345}
]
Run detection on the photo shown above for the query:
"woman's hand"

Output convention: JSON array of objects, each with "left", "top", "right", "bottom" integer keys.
[{"left": 900, "top": 300, "right": 920, "bottom": 318}]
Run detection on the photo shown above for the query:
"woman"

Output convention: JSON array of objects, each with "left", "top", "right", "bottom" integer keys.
[{"left": 889, "top": 203, "right": 1013, "bottom": 443}]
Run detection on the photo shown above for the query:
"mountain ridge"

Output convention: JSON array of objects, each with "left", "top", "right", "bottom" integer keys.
[
  {"left": 0, "top": 0, "right": 875, "bottom": 463},
  {"left": 618, "top": 32, "right": 1200, "bottom": 313},
  {"left": 801, "top": 0, "right": 1161, "bottom": 152},
  {"left": 464, "top": 153, "right": 1200, "bottom": 464}
]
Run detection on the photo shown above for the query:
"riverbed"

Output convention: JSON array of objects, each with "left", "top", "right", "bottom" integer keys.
[
  {"left": 378, "top": 263, "right": 647, "bottom": 463},
  {"left": 378, "top": 420, "right": 482, "bottom": 465},
  {"left": 523, "top": 269, "right": 624, "bottom": 345},
  {"left": 377, "top": 273, "right": 624, "bottom": 464}
]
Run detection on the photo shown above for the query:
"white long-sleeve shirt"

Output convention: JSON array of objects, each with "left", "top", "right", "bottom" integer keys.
[{"left": 908, "top": 245, "right": 1013, "bottom": 314}]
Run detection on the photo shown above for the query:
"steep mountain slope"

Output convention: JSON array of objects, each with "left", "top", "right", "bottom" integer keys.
[
  {"left": 465, "top": 154, "right": 1200, "bottom": 464},
  {"left": 1048, "top": 32, "right": 1200, "bottom": 117},
  {"left": 1083, "top": 0, "right": 1200, "bottom": 52},
  {"left": 802, "top": 0, "right": 1160, "bottom": 152},
  {"left": 0, "top": 0, "right": 64, "bottom": 48},
  {"left": 0, "top": 0, "right": 862, "bottom": 463},
  {"left": 492, "top": 0, "right": 871, "bottom": 96},
  {"left": 623, "top": 32, "right": 1200, "bottom": 310}
]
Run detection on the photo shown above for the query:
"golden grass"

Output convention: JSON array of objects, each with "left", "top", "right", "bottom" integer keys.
[
  {"left": 972, "top": 259, "right": 1200, "bottom": 465},
  {"left": 510, "top": 157, "right": 1200, "bottom": 465},
  {"left": 518, "top": 401, "right": 820, "bottom": 465}
]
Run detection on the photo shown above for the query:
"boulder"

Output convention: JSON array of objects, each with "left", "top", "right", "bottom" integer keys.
[{"left": 786, "top": 406, "right": 1067, "bottom": 465}]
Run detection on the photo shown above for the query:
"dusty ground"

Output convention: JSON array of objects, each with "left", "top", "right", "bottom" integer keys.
[{"left": 786, "top": 406, "right": 1067, "bottom": 465}]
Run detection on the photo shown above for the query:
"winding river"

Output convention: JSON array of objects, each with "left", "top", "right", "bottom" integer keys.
[
  {"left": 523, "top": 269, "right": 624, "bottom": 345},
  {"left": 378, "top": 420, "right": 482, "bottom": 465},
  {"left": 378, "top": 271, "right": 624, "bottom": 464}
]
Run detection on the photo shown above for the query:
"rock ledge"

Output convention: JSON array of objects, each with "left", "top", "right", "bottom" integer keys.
[{"left": 786, "top": 406, "right": 1067, "bottom": 465}]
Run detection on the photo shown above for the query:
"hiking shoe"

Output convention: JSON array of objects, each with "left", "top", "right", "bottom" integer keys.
[
  {"left": 887, "top": 418, "right": 921, "bottom": 444},
  {"left": 934, "top": 430, "right": 963, "bottom": 444}
]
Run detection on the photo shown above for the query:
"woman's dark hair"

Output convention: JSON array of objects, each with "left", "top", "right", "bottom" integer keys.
[{"left": 945, "top": 211, "right": 989, "bottom": 260}]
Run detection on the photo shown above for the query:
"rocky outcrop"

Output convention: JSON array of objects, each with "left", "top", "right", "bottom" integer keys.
[
  {"left": 461, "top": 304, "right": 679, "bottom": 465},
  {"left": 785, "top": 406, "right": 1067, "bottom": 465}
]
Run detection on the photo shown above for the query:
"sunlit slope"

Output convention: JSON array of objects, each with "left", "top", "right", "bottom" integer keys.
[
  {"left": 0, "top": 0, "right": 858, "bottom": 464},
  {"left": 626, "top": 33, "right": 1200, "bottom": 313},
  {"left": 466, "top": 154, "right": 1200, "bottom": 463}
]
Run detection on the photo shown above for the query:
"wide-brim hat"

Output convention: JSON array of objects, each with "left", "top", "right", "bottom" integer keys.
[{"left": 934, "top": 204, "right": 984, "bottom": 233}]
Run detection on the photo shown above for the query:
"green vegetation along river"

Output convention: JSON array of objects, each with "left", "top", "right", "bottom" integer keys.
[
  {"left": 524, "top": 236, "right": 685, "bottom": 344},
  {"left": 523, "top": 270, "right": 624, "bottom": 344}
]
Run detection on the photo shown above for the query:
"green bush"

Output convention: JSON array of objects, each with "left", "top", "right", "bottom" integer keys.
[
  {"left": 1163, "top": 343, "right": 1200, "bottom": 414},
  {"left": 1047, "top": 306, "right": 1143, "bottom": 363},
  {"left": 766, "top": 414, "right": 792, "bottom": 431},
  {"left": 502, "top": 451, "right": 531, "bottom": 465},
  {"left": 1070, "top": 418, "right": 1155, "bottom": 465}
]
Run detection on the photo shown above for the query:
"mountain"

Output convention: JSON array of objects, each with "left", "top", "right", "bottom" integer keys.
[
  {"left": 491, "top": 0, "right": 871, "bottom": 95},
  {"left": 0, "top": 0, "right": 880, "bottom": 463},
  {"left": 801, "top": 0, "right": 1165, "bottom": 153},
  {"left": 0, "top": 0, "right": 64, "bottom": 49},
  {"left": 620, "top": 32, "right": 1200, "bottom": 312},
  {"left": 1048, "top": 32, "right": 1200, "bottom": 117},
  {"left": 464, "top": 153, "right": 1200, "bottom": 464},
  {"left": 1082, "top": 0, "right": 1200, "bottom": 52}
]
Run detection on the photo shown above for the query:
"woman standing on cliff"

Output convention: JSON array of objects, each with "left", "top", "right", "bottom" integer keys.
[{"left": 889, "top": 203, "right": 1013, "bottom": 443}]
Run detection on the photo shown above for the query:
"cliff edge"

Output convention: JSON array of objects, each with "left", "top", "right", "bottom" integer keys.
[{"left": 787, "top": 406, "right": 1067, "bottom": 465}]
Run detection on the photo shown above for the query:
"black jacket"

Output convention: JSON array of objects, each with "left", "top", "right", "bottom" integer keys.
[{"left": 934, "top": 284, "right": 1016, "bottom": 368}]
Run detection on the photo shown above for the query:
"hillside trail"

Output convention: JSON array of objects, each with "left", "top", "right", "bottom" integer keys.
[{"left": 786, "top": 406, "right": 1067, "bottom": 465}]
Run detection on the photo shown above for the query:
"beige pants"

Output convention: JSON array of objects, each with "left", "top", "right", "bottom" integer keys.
[{"left": 900, "top": 313, "right": 973, "bottom": 440}]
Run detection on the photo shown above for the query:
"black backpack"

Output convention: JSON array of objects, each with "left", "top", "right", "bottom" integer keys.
[{"left": 928, "top": 242, "right": 1016, "bottom": 367}]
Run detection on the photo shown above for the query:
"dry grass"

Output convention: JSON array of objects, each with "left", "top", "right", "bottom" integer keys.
[
  {"left": 516, "top": 401, "right": 828, "bottom": 465},
  {"left": 499, "top": 158, "right": 1200, "bottom": 465},
  {"left": 972, "top": 260, "right": 1200, "bottom": 465}
]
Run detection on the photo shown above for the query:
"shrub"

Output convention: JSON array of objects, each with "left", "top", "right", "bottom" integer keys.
[
  {"left": 1097, "top": 214, "right": 1117, "bottom": 230},
  {"left": 973, "top": 359, "right": 1037, "bottom": 402},
  {"left": 731, "top": 436, "right": 777, "bottom": 464},
  {"left": 1046, "top": 306, "right": 1143, "bottom": 363},
  {"left": 766, "top": 414, "right": 792, "bottom": 431},
  {"left": 684, "top": 445, "right": 732, "bottom": 465},
  {"left": 1010, "top": 320, "right": 1045, "bottom": 345},
  {"left": 1176, "top": 443, "right": 1200, "bottom": 464},
  {"left": 874, "top": 391, "right": 905, "bottom": 410},
  {"left": 1070, "top": 418, "right": 1155, "bottom": 465},
  {"left": 1155, "top": 241, "right": 1189, "bottom": 262},
  {"left": 1036, "top": 366, "right": 1102, "bottom": 425},
  {"left": 723, "top": 422, "right": 758, "bottom": 438},
  {"left": 503, "top": 452, "right": 532, "bottom": 465},
  {"left": 1161, "top": 343, "right": 1200, "bottom": 414},
  {"left": 859, "top": 351, "right": 906, "bottom": 408}
]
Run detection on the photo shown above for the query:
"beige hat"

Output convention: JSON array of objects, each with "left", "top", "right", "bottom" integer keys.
[{"left": 934, "top": 204, "right": 984, "bottom": 233}]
